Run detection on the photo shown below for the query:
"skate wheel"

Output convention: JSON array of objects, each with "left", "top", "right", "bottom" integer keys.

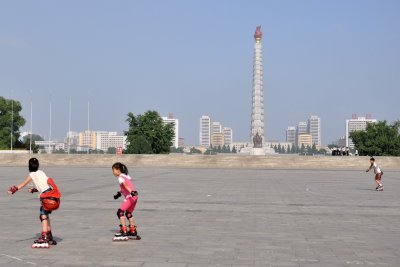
[{"left": 136, "top": 235, "right": 141, "bottom": 240}]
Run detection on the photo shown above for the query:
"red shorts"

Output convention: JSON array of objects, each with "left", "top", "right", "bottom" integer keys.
[
  {"left": 120, "top": 196, "right": 137, "bottom": 213},
  {"left": 375, "top": 173, "right": 382, "bottom": 181}
]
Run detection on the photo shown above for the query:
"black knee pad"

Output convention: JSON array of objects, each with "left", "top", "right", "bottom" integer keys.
[
  {"left": 39, "top": 215, "right": 48, "bottom": 222},
  {"left": 125, "top": 211, "right": 132, "bottom": 219},
  {"left": 117, "top": 209, "right": 125, "bottom": 219}
]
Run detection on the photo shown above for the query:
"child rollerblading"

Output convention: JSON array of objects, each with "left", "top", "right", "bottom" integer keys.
[
  {"left": 366, "top": 157, "right": 384, "bottom": 191},
  {"left": 7, "top": 158, "right": 61, "bottom": 248},
  {"left": 112, "top": 162, "right": 140, "bottom": 241}
]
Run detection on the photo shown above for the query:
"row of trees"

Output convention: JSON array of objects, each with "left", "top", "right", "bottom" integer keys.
[{"left": 272, "top": 143, "right": 327, "bottom": 155}]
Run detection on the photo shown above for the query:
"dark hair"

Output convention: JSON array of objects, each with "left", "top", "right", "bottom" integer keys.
[
  {"left": 370, "top": 157, "right": 375, "bottom": 161},
  {"left": 29, "top": 158, "right": 39, "bottom": 172},
  {"left": 112, "top": 162, "right": 128, "bottom": 175}
]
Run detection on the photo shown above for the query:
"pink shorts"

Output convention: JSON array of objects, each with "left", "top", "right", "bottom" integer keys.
[{"left": 120, "top": 196, "right": 137, "bottom": 213}]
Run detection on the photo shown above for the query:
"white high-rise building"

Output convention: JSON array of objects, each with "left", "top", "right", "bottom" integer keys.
[
  {"left": 162, "top": 115, "right": 179, "bottom": 148},
  {"left": 199, "top": 116, "right": 211, "bottom": 147},
  {"left": 297, "top": 121, "right": 308, "bottom": 134},
  {"left": 212, "top": 121, "right": 222, "bottom": 134},
  {"left": 286, "top": 126, "right": 296, "bottom": 144},
  {"left": 96, "top": 131, "right": 126, "bottom": 151},
  {"left": 308, "top": 115, "right": 321, "bottom": 146},
  {"left": 296, "top": 121, "right": 308, "bottom": 145},
  {"left": 346, "top": 115, "right": 377, "bottom": 148},
  {"left": 223, "top": 127, "right": 233, "bottom": 146}
]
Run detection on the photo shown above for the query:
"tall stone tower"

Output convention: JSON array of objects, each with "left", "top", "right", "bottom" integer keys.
[{"left": 251, "top": 25, "right": 264, "bottom": 148}]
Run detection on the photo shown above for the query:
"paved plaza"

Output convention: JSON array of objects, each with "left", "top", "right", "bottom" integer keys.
[{"left": 0, "top": 166, "right": 399, "bottom": 266}]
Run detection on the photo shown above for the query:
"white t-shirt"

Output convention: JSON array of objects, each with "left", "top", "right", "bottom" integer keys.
[
  {"left": 371, "top": 162, "right": 382, "bottom": 174},
  {"left": 29, "top": 170, "right": 50, "bottom": 193},
  {"left": 118, "top": 174, "right": 132, "bottom": 184}
]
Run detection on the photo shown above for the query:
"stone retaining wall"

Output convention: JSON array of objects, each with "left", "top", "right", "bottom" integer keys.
[{"left": 0, "top": 154, "right": 399, "bottom": 170}]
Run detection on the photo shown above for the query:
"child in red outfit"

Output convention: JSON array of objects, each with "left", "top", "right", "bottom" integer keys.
[
  {"left": 7, "top": 158, "right": 61, "bottom": 248},
  {"left": 112, "top": 162, "right": 140, "bottom": 240}
]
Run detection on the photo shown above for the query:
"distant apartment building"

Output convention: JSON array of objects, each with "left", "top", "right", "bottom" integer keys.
[
  {"left": 337, "top": 136, "right": 346, "bottom": 148},
  {"left": 286, "top": 126, "right": 296, "bottom": 144},
  {"left": 211, "top": 133, "right": 224, "bottom": 147},
  {"left": 212, "top": 121, "right": 222, "bottom": 134},
  {"left": 96, "top": 131, "right": 126, "bottom": 151},
  {"left": 297, "top": 121, "right": 308, "bottom": 135},
  {"left": 35, "top": 140, "right": 65, "bottom": 153},
  {"left": 178, "top": 137, "right": 185, "bottom": 148},
  {"left": 346, "top": 114, "right": 377, "bottom": 148},
  {"left": 64, "top": 131, "right": 79, "bottom": 147},
  {"left": 223, "top": 127, "right": 233, "bottom": 146},
  {"left": 162, "top": 114, "right": 179, "bottom": 148},
  {"left": 79, "top": 130, "right": 97, "bottom": 150},
  {"left": 231, "top": 142, "right": 249, "bottom": 153},
  {"left": 199, "top": 115, "right": 211, "bottom": 147},
  {"left": 296, "top": 121, "right": 308, "bottom": 145},
  {"left": 308, "top": 115, "right": 321, "bottom": 146},
  {"left": 297, "top": 134, "right": 313, "bottom": 148}
]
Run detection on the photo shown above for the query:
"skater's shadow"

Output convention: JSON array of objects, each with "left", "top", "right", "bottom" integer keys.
[
  {"left": 15, "top": 234, "right": 63, "bottom": 244},
  {"left": 358, "top": 188, "right": 378, "bottom": 191}
]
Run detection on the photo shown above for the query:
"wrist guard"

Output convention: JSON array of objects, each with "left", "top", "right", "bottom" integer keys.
[
  {"left": 114, "top": 191, "right": 122, "bottom": 200},
  {"left": 9, "top": 186, "right": 18, "bottom": 194},
  {"left": 30, "top": 188, "right": 38, "bottom": 194},
  {"left": 130, "top": 191, "right": 138, "bottom": 197}
]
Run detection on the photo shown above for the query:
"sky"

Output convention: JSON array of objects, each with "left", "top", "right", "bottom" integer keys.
[{"left": 1, "top": 0, "right": 399, "bottom": 145}]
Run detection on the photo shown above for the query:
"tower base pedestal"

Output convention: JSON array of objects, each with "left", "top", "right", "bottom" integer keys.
[
  {"left": 250, "top": 148, "right": 265, "bottom": 155},
  {"left": 240, "top": 146, "right": 276, "bottom": 155}
]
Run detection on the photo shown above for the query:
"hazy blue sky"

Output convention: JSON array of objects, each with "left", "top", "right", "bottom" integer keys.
[{"left": 1, "top": 0, "right": 399, "bottom": 145}]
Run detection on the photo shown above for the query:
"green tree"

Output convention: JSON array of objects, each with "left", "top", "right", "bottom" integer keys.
[
  {"left": 350, "top": 120, "right": 400, "bottom": 156},
  {"left": 0, "top": 97, "right": 26, "bottom": 149},
  {"left": 190, "top": 147, "right": 202, "bottom": 154},
  {"left": 22, "top": 134, "right": 44, "bottom": 143},
  {"left": 277, "top": 144, "right": 282, "bottom": 154},
  {"left": 170, "top": 147, "right": 184, "bottom": 153},
  {"left": 291, "top": 145, "right": 297, "bottom": 154},
  {"left": 300, "top": 144, "right": 306, "bottom": 154},
  {"left": 204, "top": 149, "right": 216, "bottom": 155},
  {"left": 126, "top": 135, "right": 152, "bottom": 154},
  {"left": 125, "top": 111, "right": 174, "bottom": 154},
  {"left": 286, "top": 144, "right": 291, "bottom": 154},
  {"left": 311, "top": 144, "right": 318, "bottom": 155},
  {"left": 107, "top": 147, "right": 117, "bottom": 154},
  {"left": 318, "top": 148, "right": 327, "bottom": 155},
  {"left": 232, "top": 146, "right": 237, "bottom": 153}
]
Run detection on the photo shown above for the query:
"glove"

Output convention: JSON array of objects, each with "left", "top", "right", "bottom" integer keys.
[
  {"left": 113, "top": 191, "right": 122, "bottom": 200},
  {"left": 8, "top": 186, "right": 18, "bottom": 195},
  {"left": 29, "top": 188, "right": 38, "bottom": 194},
  {"left": 130, "top": 191, "right": 138, "bottom": 197}
]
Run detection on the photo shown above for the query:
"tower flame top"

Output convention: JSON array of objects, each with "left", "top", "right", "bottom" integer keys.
[{"left": 254, "top": 25, "right": 262, "bottom": 40}]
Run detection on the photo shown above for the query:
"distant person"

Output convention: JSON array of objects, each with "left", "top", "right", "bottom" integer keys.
[
  {"left": 346, "top": 147, "right": 349, "bottom": 156},
  {"left": 111, "top": 162, "right": 141, "bottom": 241},
  {"left": 355, "top": 150, "right": 359, "bottom": 156},
  {"left": 7, "top": 158, "right": 61, "bottom": 248},
  {"left": 366, "top": 157, "right": 384, "bottom": 191}
]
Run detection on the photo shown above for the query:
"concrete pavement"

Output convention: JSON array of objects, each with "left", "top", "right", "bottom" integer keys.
[{"left": 0, "top": 167, "right": 399, "bottom": 266}]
